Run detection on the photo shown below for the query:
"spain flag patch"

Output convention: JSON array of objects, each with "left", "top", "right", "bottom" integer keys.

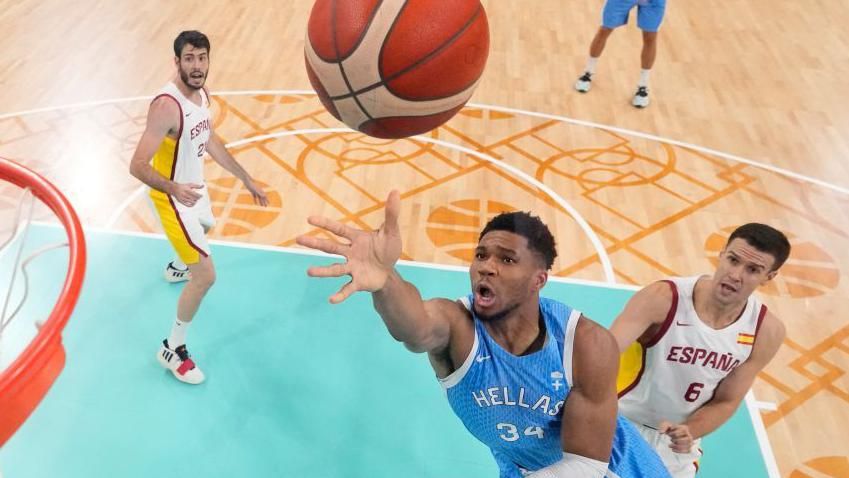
[{"left": 737, "top": 333, "right": 755, "bottom": 345}]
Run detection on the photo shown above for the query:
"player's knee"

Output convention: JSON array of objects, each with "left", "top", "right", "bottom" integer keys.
[
  {"left": 198, "top": 268, "right": 216, "bottom": 289},
  {"left": 199, "top": 272, "right": 216, "bottom": 290},
  {"left": 598, "top": 26, "right": 614, "bottom": 38},
  {"left": 190, "top": 260, "right": 216, "bottom": 289},
  {"left": 642, "top": 31, "right": 659, "bottom": 44}
]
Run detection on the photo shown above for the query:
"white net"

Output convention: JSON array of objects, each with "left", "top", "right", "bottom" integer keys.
[{"left": 0, "top": 183, "right": 69, "bottom": 371}]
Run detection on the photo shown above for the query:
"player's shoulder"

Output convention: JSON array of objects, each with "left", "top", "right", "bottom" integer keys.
[
  {"left": 424, "top": 297, "right": 473, "bottom": 329},
  {"left": 149, "top": 94, "right": 182, "bottom": 117},
  {"left": 146, "top": 93, "right": 182, "bottom": 130},
  {"left": 576, "top": 314, "right": 616, "bottom": 344},
  {"left": 572, "top": 315, "right": 620, "bottom": 384},
  {"left": 633, "top": 279, "right": 677, "bottom": 311},
  {"left": 757, "top": 308, "right": 786, "bottom": 344}
]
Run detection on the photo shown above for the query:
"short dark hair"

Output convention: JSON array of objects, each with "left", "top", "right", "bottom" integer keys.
[
  {"left": 726, "top": 223, "right": 791, "bottom": 271},
  {"left": 479, "top": 212, "right": 557, "bottom": 270},
  {"left": 174, "top": 31, "right": 210, "bottom": 57}
]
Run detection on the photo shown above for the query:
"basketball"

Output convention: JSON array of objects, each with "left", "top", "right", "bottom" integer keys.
[{"left": 304, "top": 0, "right": 490, "bottom": 139}]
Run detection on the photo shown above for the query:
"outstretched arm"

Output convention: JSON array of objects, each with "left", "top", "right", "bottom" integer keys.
[
  {"left": 296, "top": 191, "right": 455, "bottom": 353},
  {"left": 205, "top": 133, "right": 268, "bottom": 206}
]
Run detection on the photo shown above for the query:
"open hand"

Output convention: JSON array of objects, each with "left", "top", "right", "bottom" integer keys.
[{"left": 296, "top": 190, "right": 402, "bottom": 304}]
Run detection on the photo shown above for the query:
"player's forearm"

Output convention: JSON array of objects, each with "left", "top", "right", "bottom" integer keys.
[
  {"left": 213, "top": 153, "right": 249, "bottom": 182},
  {"left": 372, "top": 270, "right": 433, "bottom": 347},
  {"left": 129, "top": 161, "right": 174, "bottom": 195},
  {"left": 683, "top": 399, "right": 738, "bottom": 439},
  {"left": 208, "top": 138, "right": 249, "bottom": 182}
]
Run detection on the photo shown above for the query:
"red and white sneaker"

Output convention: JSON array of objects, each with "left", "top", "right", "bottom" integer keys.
[{"left": 157, "top": 339, "right": 205, "bottom": 384}]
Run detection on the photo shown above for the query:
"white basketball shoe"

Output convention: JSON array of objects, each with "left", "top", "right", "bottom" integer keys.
[
  {"left": 574, "top": 72, "right": 593, "bottom": 93},
  {"left": 164, "top": 261, "right": 191, "bottom": 283},
  {"left": 632, "top": 86, "right": 650, "bottom": 108},
  {"left": 157, "top": 339, "right": 205, "bottom": 385}
]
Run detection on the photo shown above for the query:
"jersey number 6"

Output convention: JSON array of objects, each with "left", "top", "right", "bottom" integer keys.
[{"left": 685, "top": 382, "right": 705, "bottom": 402}]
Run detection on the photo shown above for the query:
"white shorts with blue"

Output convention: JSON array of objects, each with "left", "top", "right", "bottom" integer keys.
[{"left": 602, "top": 0, "right": 667, "bottom": 32}]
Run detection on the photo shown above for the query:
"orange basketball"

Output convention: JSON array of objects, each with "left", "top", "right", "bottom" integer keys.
[{"left": 305, "top": 0, "right": 490, "bottom": 139}]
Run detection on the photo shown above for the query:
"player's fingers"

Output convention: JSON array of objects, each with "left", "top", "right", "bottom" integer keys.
[
  {"left": 666, "top": 428, "right": 689, "bottom": 439},
  {"left": 307, "top": 263, "right": 349, "bottom": 278},
  {"left": 307, "top": 215, "right": 357, "bottom": 240},
  {"left": 251, "top": 191, "right": 264, "bottom": 206},
  {"left": 329, "top": 280, "right": 358, "bottom": 304},
  {"left": 670, "top": 442, "right": 692, "bottom": 453},
  {"left": 189, "top": 183, "right": 204, "bottom": 189},
  {"left": 658, "top": 421, "right": 672, "bottom": 434},
  {"left": 383, "top": 190, "right": 401, "bottom": 235},
  {"left": 296, "top": 235, "right": 349, "bottom": 256}
]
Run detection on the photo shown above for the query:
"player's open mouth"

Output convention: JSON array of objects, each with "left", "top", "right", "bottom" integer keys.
[
  {"left": 475, "top": 284, "right": 496, "bottom": 307},
  {"left": 720, "top": 283, "right": 737, "bottom": 293}
]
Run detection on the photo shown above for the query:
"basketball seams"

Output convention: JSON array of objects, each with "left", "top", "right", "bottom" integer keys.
[
  {"left": 330, "top": 0, "right": 381, "bottom": 128},
  {"left": 338, "top": 0, "right": 387, "bottom": 62},
  {"left": 359, "top": 103, "right": 464, "bottom": 138},
  {"left": 328, "top": 3, "right": 484, "bottom": 103},
  {"left": 380, "top": 4, "right": 485, "bottom": 102},
  {"left": 308, "top": 0, "right": 386, "bottom": 63},
  {"left": 306, "top": 0, "right": 488, "bottom": 138}
]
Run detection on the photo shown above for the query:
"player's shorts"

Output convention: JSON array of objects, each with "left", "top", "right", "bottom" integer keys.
[
  {"left": 629, "top": 421, "right": 703, "bottom": 478},
  {"left": 602, "top": 0, "right": 667, "bottom": 32},
  {"left": 149, "top": 187, "right": 215, "bottom": 265}
]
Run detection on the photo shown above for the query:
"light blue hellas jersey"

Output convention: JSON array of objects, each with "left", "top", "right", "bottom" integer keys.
[{"left": 439, "top": 296, "right": 671, "bottom": 478}]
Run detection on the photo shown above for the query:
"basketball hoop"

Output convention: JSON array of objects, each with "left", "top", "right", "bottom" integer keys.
[{"left": 0, "top": 157, "right": 86, "bottom": 447}]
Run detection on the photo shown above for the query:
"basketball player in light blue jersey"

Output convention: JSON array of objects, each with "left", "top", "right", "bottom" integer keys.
[
  {"left": 574, "top": 0, "right": 667, "bottom": 108},
  {"left": 297, "top": 191, "right": 670, "bottom": 478}
]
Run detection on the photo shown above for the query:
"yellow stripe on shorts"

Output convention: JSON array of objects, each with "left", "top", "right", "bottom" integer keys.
[
  {"left": 149, "top": 134, "right": 204, "bottom": 265},
  {"left": 150, "top": 189, "right": 203, "bottom": 265}
]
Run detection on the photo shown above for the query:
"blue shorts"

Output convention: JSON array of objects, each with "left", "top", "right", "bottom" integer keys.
[{"left": 602, "top": 0, "right": 667, "bottom": 32}]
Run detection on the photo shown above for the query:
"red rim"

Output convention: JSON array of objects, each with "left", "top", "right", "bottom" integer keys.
[{"left": 0, "top": 157, "right": 86, "bottom": 445}]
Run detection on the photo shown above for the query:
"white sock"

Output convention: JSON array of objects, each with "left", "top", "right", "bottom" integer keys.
[
  {"left": 585, "top": 57, "right": 599, "bottom": 75},
  {"left": 638, "top": 69, "right": 651, "bottom": 87},
  {"left": 172, "top": 259, "right": 187, "bottom": 270},
  {"left": 168, "top": 318, "right": 190, "bottom": 348}
]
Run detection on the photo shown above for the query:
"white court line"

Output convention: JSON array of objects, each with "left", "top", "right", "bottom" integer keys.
[
  {"left": 745, "top": 391, "right": 781, "bottom": 478},
  {"left": 753, "top": 400, "right": 779, "bottom": 412},
  {"left": 465, "top": 102, "right": 849, "bottom": 197},
  {"left": 1, "top": 89, "right": 847, "bottom": 196},
  {"left": 36, "top": 219, "right": 780, "bottom": 476},
  {"left": 39, "top": 220, "right": 634, "bottom": 291},
  {"left": 10, "top": 90, "right": 790, "bottom": 471},
  {"left": 104, "top": 184, "right": 149, "bottom": 228},
  {"left": 0, "top": 96, "right": 155, "bottom": 120},
  {"left": 105, "top": 127, "right": 617, "bottom": 284}
]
